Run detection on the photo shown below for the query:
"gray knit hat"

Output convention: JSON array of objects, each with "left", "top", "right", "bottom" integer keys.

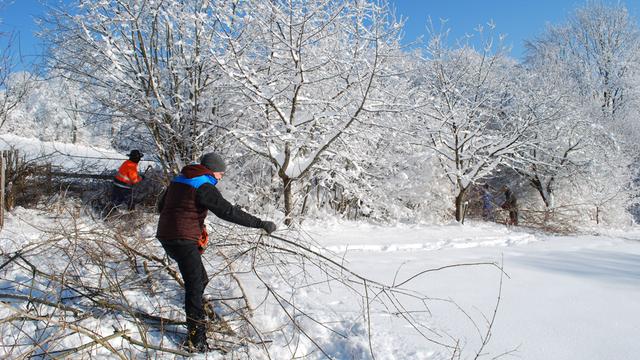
[{"left": 200, "top": 152, "right": 226, "bottom": 172}]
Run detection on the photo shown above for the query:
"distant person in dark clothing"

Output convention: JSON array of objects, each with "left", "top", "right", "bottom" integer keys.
[
  {"left": 156, "top": 152, "right": 277, "bottom": 353},
  {"left": 112, "top": 150, "right": 144, "bottom": 210},
  {"left": 501, "top": 186, "right": 518, "bottom": 226},
  {"left": 481, "top": 184, "right": 495, "bottom": 221}
]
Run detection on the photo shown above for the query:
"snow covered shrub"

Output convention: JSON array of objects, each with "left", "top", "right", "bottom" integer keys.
[
  {"left": 489, "top": 157, "right": 636, "bottom": 231},
  {"left": 351, "top": 147, "right": 454, "bottom": 224},
  {"left": 225, "top": 129, "right": 454, "bottom": 225},
  {"left": 550, "top": 162, "right": 635, "bottom": 227},
  {"left": 1, "top": 74, "right": 107, "bottom": 145}
]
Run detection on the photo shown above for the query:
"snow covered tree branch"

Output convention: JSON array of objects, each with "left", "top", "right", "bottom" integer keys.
[
  {"left": 211, "top": 0, "right": 408, "bottom": 224},
  {"left": 415, "top": 23, "right": 537, "bottom": 222},
  {"left": 45, "top": 0, "right": 233, "bottom": 174}
]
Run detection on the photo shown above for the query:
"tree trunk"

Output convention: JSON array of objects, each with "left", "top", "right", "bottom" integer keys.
[
  {"left": 281, "top": 175, "right": 293, "bottom": 226},
  {"left": 531, "top": 176, "right": 552, "bottom": 208},
  {"left": 300, "top": 184, "right": 311, "bottom": 217},
  {"left": 455, "top": 188, "right": 468, "bottom": 223}
]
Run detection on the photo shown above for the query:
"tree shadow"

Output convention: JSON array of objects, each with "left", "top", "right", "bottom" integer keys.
[{"left": 513, "top": 249, "right": 640, "bottom": 286}]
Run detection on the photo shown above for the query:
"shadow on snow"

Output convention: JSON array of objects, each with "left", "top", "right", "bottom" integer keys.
[{"left": 513, "top": 249, "right": 640, "bottom": 286}]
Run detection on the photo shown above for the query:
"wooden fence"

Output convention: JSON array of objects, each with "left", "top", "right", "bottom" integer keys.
[
  {"left": 0, "top": 151, "right": 5, "bottom": 228},
  {"left": 0, "top": 149, "right": 116, "bottom": 229}
]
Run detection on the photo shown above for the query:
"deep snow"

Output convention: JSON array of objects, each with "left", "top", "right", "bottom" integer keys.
[
  {"left": 2, "top": 207, "right": 639, "bottom": 359},
  {"left": 0, "top": 133, "right": 637, "bottom": 359},
  {"left": 301, "top": 220, "right": 640, "bottom": 359}
]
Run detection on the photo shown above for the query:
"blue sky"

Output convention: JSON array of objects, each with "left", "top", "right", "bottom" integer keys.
[
  {"left": 395, "top": 0, "right": 578, "bottom": 54},
  {"left": 1, "top": 0, "right": 639, "bottom": 68},
  {"left": 1, "top": 0, "right": 54, "bottom": 65}
]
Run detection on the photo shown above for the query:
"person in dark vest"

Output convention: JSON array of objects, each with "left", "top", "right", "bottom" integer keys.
[
  {"left": 156, "top": 152, "right": 276, "bottom": 353},
  {"left": 501, "top": 186, "right": 518, "bottom": 226},
  {"left": 112, "top": 150, "right": 144, "bottom": 210}
]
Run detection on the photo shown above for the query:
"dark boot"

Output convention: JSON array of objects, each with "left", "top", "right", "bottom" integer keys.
[
  {"left": 183, "top": 323, "right": 208, "bottom": 353},
  {"left": 203, "top": 298, "right": 235, "bottom": 335}
]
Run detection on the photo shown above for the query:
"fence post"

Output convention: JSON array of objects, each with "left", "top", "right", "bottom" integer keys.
[{"left": 0, "top": 151, "right": 5, "bottom": 229}]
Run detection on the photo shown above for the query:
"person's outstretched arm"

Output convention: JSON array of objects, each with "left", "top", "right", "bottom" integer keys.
[{"left": 196, "top": 183, "right": 274, "bottom": 231}]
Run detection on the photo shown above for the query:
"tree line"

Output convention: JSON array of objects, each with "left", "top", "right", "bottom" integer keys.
[{"left": 2, "top": 0, "right": 638, "bottom": 226}]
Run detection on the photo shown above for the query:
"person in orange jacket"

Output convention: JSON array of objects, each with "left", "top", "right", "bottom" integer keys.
[{"left": 112, "top": 150, "right": 144, "bottom": 210}]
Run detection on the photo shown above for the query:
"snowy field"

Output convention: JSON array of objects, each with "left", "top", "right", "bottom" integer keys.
[
  {"left": 1, "top": 207, "right": 639, "bottom": 359},
  {"left": 297, "top": 221, "right": 640, "bottom": 359}
]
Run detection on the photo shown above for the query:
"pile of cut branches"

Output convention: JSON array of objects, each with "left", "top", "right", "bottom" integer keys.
[{"left": 0, "top": 203, "right": 506, "bottom": 359}]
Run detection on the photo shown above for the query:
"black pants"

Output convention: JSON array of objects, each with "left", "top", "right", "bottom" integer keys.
[
  {"left": 160, "top": 239, "right": 209, "bottom": 327},
  {"left": 111, "top": 185, "right": 134, "bottom": 210}
]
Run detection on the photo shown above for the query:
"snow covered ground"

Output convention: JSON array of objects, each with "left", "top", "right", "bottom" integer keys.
[
  {"left": 0, "top": 133, "right": 155, "bottom": 172},
  {"left": 2, "top": 207, "right": 638, "bottom": 359},
  {"left": 296, "top": 220, "right": 640, "bottom": 359}
]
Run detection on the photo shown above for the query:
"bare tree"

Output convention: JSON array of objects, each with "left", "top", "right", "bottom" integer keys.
[
  {"left": 525, "top": 1, "right": 640, "bottom": 122},
  {"left": 506, "top": 61, "right": 592, "bottom": 209},
  {"left": 522, "top": 1, "right": 639, "bottom": 220}
]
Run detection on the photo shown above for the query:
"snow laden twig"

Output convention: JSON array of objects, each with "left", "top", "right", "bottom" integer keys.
[
  {"left": 0, "top": 302, "right": 127, "bottom": 360},
  {"left": 0, "top": 209, "right": 197, "bottom": 358},
  {"left": 474, "top": 256, "right": 505, "bottom": 360}
]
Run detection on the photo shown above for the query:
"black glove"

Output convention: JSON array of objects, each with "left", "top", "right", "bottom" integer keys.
[{"left": 261, "top": 221, "right": 277, "bottom": 234}]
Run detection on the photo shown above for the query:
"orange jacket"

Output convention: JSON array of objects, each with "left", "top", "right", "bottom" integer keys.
[{"left": 114, "top": 160, "right": 142, "bottom": 186}]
